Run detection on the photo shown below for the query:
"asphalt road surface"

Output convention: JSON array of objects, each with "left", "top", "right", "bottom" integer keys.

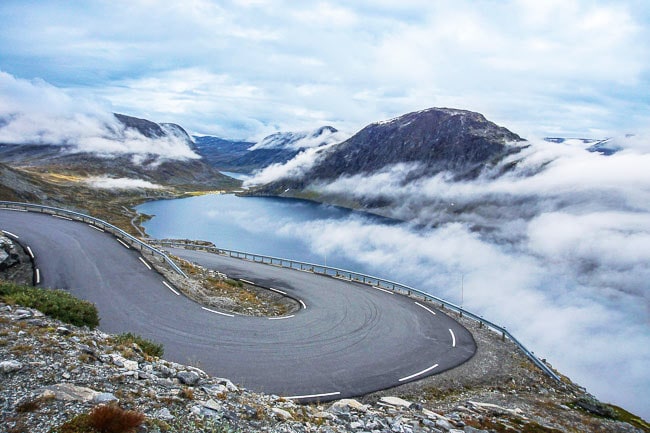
[{"left": 0, "top": 209, "right": 476, "bottom": 401}]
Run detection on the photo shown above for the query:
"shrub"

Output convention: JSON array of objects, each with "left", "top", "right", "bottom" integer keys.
[
  {"left": 114, "top": 332, "right": 164, "bottom": 358},
  {"left": 88, "top": 405, "right": 145, "bottom": 433},
  {"left": 0, "top": 282, "right": 99, "bottom": 329},
  {"left": 51, "top": 405, "right": 145, "bottom": 433}
]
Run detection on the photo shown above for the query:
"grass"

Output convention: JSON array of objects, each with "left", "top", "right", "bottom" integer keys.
[
  {"left": 0, "top": 281, "right": 99, "bottom": 329},
  {"left": 113, "top": 332, "right": 164, "bottom": 358}
]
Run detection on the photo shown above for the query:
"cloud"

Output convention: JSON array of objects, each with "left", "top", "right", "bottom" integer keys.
[
  {"left": 0, "top": 71, "right": 199, "bottom": 161},
  {"left": 85, "top": 176, "right": 163, "bottom": 190},
  {"left": 1, "top": 1, "right": 648, "bottom": 138},
  {"left": 258, "top": 136, "right": 650, "bottom": 418},
  {"left": 244, "top": 142, "right": 338, "bottom": 186}
]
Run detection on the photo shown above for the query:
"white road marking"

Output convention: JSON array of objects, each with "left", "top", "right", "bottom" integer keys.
[
  {"left": 52, "top": 215, "right": 73, "bottom": 221},
  {"left": 35, "top": 268, "right": 41, "bottom": 284},
  {"left": 163, "top": 281, "right": 180, "bottom": 296},
  {"left": 240, "top": 279, "right": 255, "bottom": 285},
  {"left": 449, "top": 328, "right": 456, "bottom": 347},
  {"left": 202, "top": 306, "right": 234, "bottom": 317},
  {"left": 284, "top": 391, "right": 341, "bottom": 400},
  {"left": 373, "top": 285, "right": 394, "bottom": 295},
  {"left": 4, "top": 208, "right": 27, "bottom": 212},
  {"left": 269, "top": 315, "right": 295, "bottom": 320},
  {"left": 138, "top": 257, "right": 152, "bottom": 270},
  {"left": 26, "top": 246, "right": 35, "bottom": 259},
  {"left": 415, "top": 302, "right": 436, "bottom": 316},
  {"left": 269, "top": 287, "right": 287, "bottom": 295},
  {"left": 88, "top": 224, "right": 104, "bottom": 232},
  {"left": 1, "top": 230, "right": 19, "bottom": 239},
  {"left": 398, "top": 363, "right": 439, "bottom": 382},
  {"left": 299, "top": 300, "right": 307, "bottom": 309},
  {"left": 116, "top": 238, "right": 130, "bottom": 249}
]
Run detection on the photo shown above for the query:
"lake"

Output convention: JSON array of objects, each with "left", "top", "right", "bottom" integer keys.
[{"left": 136, "top": 193, "right": 393, "bottom": 277}]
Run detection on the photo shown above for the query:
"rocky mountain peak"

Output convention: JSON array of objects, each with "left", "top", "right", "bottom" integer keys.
[{"left": 292, "top": 107, "right": 526, "bottom": 184}]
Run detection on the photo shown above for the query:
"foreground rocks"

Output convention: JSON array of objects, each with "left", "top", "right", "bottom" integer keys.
[
  {"left": 0, "top": 303, "right": 646, "bottom": 433},
  {"left": 0, "top": 234, "right": 32, "bottom": 285}
]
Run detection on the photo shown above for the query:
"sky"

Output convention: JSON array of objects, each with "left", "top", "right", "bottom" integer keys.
[{"left": 1, "top": 0, "right": 649, "bottom": 141}]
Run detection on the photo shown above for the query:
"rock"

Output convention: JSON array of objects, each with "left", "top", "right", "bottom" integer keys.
[
  {"left": 217, "top": 377, "right": 239, "bottom": 392},
  {"left": 201, "top": 398, "right": 222, "bottom": 411},
  {"left": 464, "top": 427, "right": 489, "bottom": 433},
  {"left": 201, "top": 383, "right": 228, "bottom": 396},
  {"left": 0, "top": 360, "right": 24, "bottom": 373},
  {"left": 380, "top": 396, "right": 413, "bottom": 408},
  {"left": 330, "top": 398, "right": 369, "bottom": 413},
  {"left": 43, "top": 383, "right": 99, "bottom": 402},
  {"left": 123, "top": 359, "right": 139, "bottom": 371},
  {"left": 177, "top": 370, "right": 200, "bottom": 386},
  {"left": 272, "top": 407, "right": 293, "bottom": 421},
  {"left": 435, "top": 418, "right": 452, "bottom": 431},
  {"left": 14, "top": 309, "right": 32, "bottom": 319},
  {"left": 111, "top": 354, "right": 126, "bottom": 367},
  {"left": 313, "top": 411, "right": 335, "bottom": 420},
  {"left": 349, "top": 420, "right": 364, "bottom": 429},
  {"left": 56, "top": 326, "right": 71, "bottom": 335},
  {"left": 93, "top": 392, "right": 118, "bottom": 403},
  {"left": 155, "top": 407, "right": 174, "bottom": 420}
]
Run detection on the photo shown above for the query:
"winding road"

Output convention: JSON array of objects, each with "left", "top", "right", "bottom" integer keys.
[{"left": 0, "top": 209, "right": 476, "bottom": 401}]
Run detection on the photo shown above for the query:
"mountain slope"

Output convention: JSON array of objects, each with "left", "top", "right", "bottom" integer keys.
[
  {"left": 0, "top": 113, "right": 240, "bottom": 190},
  {"left": 249, "top": 108, "right": 526, "bottom": 197},
  {"left": 193, "top": 126, "right": 344, "bottom": 173}
]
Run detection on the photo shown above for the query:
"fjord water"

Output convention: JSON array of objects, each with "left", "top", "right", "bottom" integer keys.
[{"left": 136, "top": 193, "right": 385, "bottom": 274}]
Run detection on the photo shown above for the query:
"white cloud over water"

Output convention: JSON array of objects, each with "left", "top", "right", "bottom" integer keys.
[{"left": 246, "top": 137, "right": 650, "bottom": 418}]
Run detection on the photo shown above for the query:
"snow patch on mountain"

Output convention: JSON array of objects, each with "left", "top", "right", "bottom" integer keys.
[{"left": 248, "top": 126, "right": 346, "bottom": 151}]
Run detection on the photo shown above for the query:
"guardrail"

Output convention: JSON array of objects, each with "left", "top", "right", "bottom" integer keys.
[
  {"left": 0, "top": 201, "right": 187, "bottom": 278},
  {"left": 158, "top": 239, "right": 562, "bottom": 382}
]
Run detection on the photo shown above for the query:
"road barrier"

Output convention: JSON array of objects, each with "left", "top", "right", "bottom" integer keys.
[
  {"left": 0, "top": 201, "right": 187, "bottom": 278},
  {"left": 0, "top": 200, "right": 560, "bottom": 383},
  {"left": 158, "top": 239, "right": 562, "bottom": 383}
]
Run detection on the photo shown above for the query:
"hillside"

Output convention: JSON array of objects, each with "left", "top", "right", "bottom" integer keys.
[
  {"left": 193, "top": 126, "right": 344, "bottom": 173},
  {"left": 0, "top": 113, "right": 242, "bottom": 232},
  {"left": 246, "top": 108, "right": 527, "bottom": 216},
  {"left": 1, "top": 291, "right": 646, "bottom": 432}
]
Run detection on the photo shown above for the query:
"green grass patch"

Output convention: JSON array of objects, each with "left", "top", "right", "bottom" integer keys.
[
  {"left": 113, "top": 332, "right": 164, "bottom": 358},
  {"left": 0, "top": 281, "right": 99, "bottom": 329}
]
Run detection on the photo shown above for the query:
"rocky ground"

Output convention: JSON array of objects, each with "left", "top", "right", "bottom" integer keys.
[{"left": 0, "top": 234, "right": 647, "bottom": 433}]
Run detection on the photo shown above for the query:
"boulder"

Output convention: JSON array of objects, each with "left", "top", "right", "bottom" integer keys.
[
  {"left": 42, "top": 383, "right": 99, "bottom": 402},
  {"left": 272, "top": 407, "right": 293, "bottom": 421},
  {"left": 0, "top": 360, "right": 23, "bottom": 373},
  {"left": 380, "top": 396, "right": 413, "bottom": 408},
  {"left": 177, "top": 370, "right": 200, "bottom": 386}
]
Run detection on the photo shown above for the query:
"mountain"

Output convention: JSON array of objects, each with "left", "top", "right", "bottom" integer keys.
[
  {"left": 193, "top": 126, "right": 344, "bottom": 173},
  {"left": 249, "top": 108, "right": 526, "bottom": 198},
  {"left": 544, "top": 136, "right": 618, "bottom": 155},
  {"left": 0, "top": 113, "right": 240, "bottom": 191},
  {"left": 191, "top": 136, "right": 255, "bottom": 172}
]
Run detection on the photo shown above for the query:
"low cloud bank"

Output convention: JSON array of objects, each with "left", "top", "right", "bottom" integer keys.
[
  {"left": 244, "top": 142, "right": 337, "bottom": 187},
  {"left": 0, "top": 71, "right": 199, "bottom": 162},
  {"left": 85, "top": 176, "right": 163, "bottom": 190},
  {"left": 247, "top": 136, "right": 650, "bottom": 417}
]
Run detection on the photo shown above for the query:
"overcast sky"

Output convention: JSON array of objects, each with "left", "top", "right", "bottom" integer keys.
[{"left": 1, "top": 0, "right": 649, "bottom": 140}]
